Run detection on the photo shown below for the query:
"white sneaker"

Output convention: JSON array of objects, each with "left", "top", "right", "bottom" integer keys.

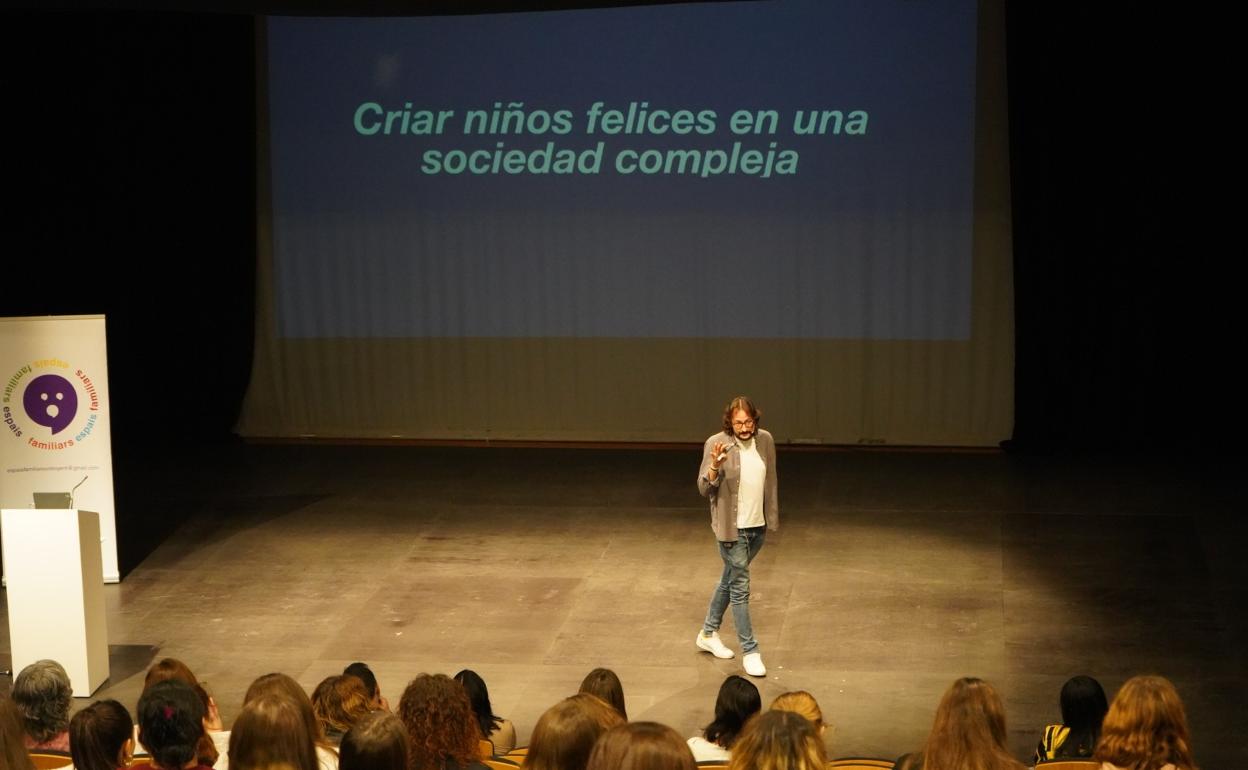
[
  {"left": 696, "top": 630, "right": 735, "bottom": 659},
  {"left": 743, "top": 652, "right": 766, "bottom": 677}
]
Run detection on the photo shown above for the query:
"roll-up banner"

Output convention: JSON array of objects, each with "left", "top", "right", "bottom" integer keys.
[{"left": 0, "top": 315, "right": 119, "bottom": 582}]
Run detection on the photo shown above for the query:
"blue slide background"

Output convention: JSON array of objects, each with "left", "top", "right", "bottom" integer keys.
[{"left": 267, "top": 0, "right": 978, "bottom": 339}]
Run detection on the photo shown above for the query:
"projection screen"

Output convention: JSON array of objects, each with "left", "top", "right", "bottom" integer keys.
[{"left": 238, "top": 0, "right": 1013, "bottom": 445}]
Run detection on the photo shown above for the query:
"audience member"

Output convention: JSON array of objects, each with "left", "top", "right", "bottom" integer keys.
[
  {"left": 135, "top": 679, "right": 213, "bottom": 770},
  {"left": 396, "top": 673, "right": 487, "bottom": 770},
  {"left": 229, "top": 693, "right": 319, "bottom": 770},
  {"left": 1033, "top": 675, "right": 1108, "bottom": 762},
  {"left": 345, "top": 663, "right": 391, "bottom": 713},
  {"left": 1094, "top": 674, "right": 1198, "bottom": 770},
  {"left": 728, "top": 710, "right": 826, "bottom": 770},
  {"left": 2, "top": 696, "right": 37, "bottom": 770},
  {"left": 687, "top": 675, "right": 760, "bottom": 762},
  {"left": 587, "top": 722, "right": 696, "bottom": 770},
  {"left": 578, "top": 668, "right": 627, "bottom": 721},
  {"left": 313, "top": 675, "right": 373, "bottom": 745},
  {"left": 454, "top": 669, "right": 516, "bottom": 755},
  {"left": 895, "top": 677, "right": 1024, "bottom": 770},
  {"left": 340, "top": 711, "right": 409, "bottom": 770},
  {"left": 242, "top": 673, "right": 340, "bottom": 770},
  {"left": 13, "top": 659, "right": 73, "bottom": 752},
  {"left": 14, "top": 650, "right": 1207, "bottom": 770},
  {"left": 142, "top": 658, "right": 224, "bottom": 766},
  {"left": 525, "top": 693, "right": 625, "bottom": 770},
  {"left": 70, "top": 700, "right": 135, "bottom": 770},
  {"left": 769, "top": 691, "right": 828, "bottom": 739}
]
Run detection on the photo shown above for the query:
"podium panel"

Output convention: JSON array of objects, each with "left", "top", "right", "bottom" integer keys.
[{"left": 1, "top": 508, "right": 109, "bottom": 697}]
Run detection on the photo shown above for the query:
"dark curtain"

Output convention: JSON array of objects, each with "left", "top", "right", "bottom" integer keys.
[{"left": 1004, "top": 3, "right": 1235, "bottom": 451}]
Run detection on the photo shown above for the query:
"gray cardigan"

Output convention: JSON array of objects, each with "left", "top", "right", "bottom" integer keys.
[{"left": 697, "top": 428, "right": 780, "bottom": 541}]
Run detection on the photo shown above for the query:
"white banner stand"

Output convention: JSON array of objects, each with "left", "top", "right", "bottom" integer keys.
[
  {"left": 0, "top": 314, "right": 119, "bottom": 582},
  {"left": 1, "top": 508, "right": 110, "bottom": 697}
]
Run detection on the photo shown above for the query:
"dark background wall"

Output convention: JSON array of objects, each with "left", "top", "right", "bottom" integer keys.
[{"left": 3, "top": 4, "right": 1240, "bottom": 571}]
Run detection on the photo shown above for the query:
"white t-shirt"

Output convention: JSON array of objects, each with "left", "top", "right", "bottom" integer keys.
[
  {"left": 687, "top": 736, "right": 731, "bottom": 762},
  {"left": 735, "top": 437, "right": 766, "bottom": 528}
]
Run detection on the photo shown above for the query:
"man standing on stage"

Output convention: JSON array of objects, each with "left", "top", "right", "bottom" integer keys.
[{"left": 695, "top": 395, "right": 778, "bottom": 677}]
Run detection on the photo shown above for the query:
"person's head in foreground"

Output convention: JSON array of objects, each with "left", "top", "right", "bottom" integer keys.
[
  {"left": 346, "top": 662, "right": 388, "bottom": 712},
  {"left": 524, "top": 693, "right": 625, "bottom": 770},
  {"left": 901, "top": 677, "right": 1022, "bottom": 770},
  {"left": 453, "top": 670, "right": 503, "bottom": 742},
  {"left": 769, "top": 691, "right": 828, "bottom": 738},
  {"left": 703, "top": 675, "right": 761, "bottom": 749},
  {"left": 228, "top": 693, "right": 319, "bottom": 770},
  {"left": 137, "top": 679, "right": 208, "bottom": 770},
  {"left": 1094, "top": 674, "right": 1198, "bottom": 770},
  {"left": 1056, "top": 675, "right": 1109, "bottom": 758},
  {"left": 70, "top": 700, "right": 134, "bottom": 770},
  {"left": 586, "top": 722, "right": 696, "bottom": 770},
  {"left": 727, "top": 710, "right": 826, "bottom": 770},
  {"left": 578, "top": 668, "right": 627, "bottom": 721},
  {"left": 312, "top": 674, "right": 373, "bottom": 741},
  {"left": 142, "top": 658, "right": 220, "bottom": 765},
  {"left": 244, "top": 672, "right": 331, "bottom": 750},
  {"left": 340, "top": 710, "right": 410, "bottom": 770},
  {"left": 397, "top": 673, "right": 481, "bottom": 770},
  {"left": 12, "top": 659, "right": 72, "bottom": 748}
]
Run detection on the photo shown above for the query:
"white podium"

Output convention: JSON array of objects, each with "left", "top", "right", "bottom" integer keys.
[{"left": 1, "top": 508, "right": 110, "bottom": 697}]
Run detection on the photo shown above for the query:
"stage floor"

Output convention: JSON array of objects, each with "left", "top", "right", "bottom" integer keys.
[{"left": 2, "top": 444, "right": 1244, "bottom": 766}]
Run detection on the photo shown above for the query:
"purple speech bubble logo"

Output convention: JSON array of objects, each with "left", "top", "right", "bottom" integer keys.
[{"left": 23, "top": 374, "right": 78, "bottom": 435}]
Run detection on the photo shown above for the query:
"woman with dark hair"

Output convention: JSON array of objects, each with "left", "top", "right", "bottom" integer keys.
[
  {"left": 727, "top": 710, "right": 825, "bottom": 770},
  {"left": 687, "top": 676, "right": 761, "bottom": 762},
  {"left": 587, "top": 722, "right": 696, "bottom": 770},
  {"left": 1094, "top": 675, "right": 1198, "bottom": 770},
  {"left": 895, "top": 677, "right": 1024, "bottom": 770},
  {"left": 228, "top": 693, "right": 320, "bottom": 770},
  {"left": 397, "top": 673, "right": 487, "bottom": 770},
  {"left": 341, "top": 711, "right": 409, "bottom": 770},
  {"left": 453, "top": 670, "right": 515, "bottom": 754},
  {"left": 12, "top": 659, "right": 73, "bottom": 752},
  {"left": 1033, "top": 675, "right": 1109, "bottom": 762},
  {"left": 141, "top": 658, "right": 223, "bottom": 767},
  {"left": 70, "top": 700, "right": 135, "bottom": 770},
  {"left": 345, "top": 663, "right": 390, "bottom": 712},
  {"left": 577, "top": 669, "right": 627, "bottom": 721},
  {"left": 135, "top": 679, "right": 213, "bottom": 770},
  {"left": 313, "top": 675, "right": 374, "bottom": 745},
  {"left": 524, "top": 694, "right": 624, "bottom": 770},
  {"left": 2, "top": 696, "right": 37, "bottom": 770},
  {"left": 242, "top": 672, "right": 340, "bottom": 770}
]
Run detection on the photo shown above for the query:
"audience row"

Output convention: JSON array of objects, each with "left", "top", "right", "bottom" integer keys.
[{"left": 1, "top": 657, "right": 1199, "bottom": 770}]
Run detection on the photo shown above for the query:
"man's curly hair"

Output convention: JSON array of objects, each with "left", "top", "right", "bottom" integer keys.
[{"left": 13, "top": 660, "right": 72, "bottom": 744}]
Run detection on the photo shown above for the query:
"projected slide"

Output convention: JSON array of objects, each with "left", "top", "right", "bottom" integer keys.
[{"left": 267, "top": 0, "right": 977, "bottom": 339}]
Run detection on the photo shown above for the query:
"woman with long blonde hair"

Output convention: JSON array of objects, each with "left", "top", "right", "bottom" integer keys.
[
  {"left": 769, "top": 691, "right": 828, "bottom": 739},
  {"left": 1094, "top": 675, "right": 1198, "bottom": 770},
  {"left": 895, "top": 677, "right": 1024, "bottom": 770}
]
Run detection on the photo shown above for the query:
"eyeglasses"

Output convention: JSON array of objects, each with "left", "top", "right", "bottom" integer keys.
[{"left": 731, "top": 419, "right": 755, "bottom": 428}]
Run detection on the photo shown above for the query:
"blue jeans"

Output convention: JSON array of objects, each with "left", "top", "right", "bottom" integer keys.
[{"left": 702, "top": 526, "right": 766, "bottom": 654}]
